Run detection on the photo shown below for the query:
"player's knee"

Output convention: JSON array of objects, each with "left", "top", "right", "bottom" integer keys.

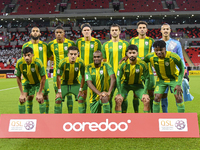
[
  {"left": 43, "top": 95, "right": 48, "bottom": 100},
  {"left": 27, "top": 95, "right": 34, "bottom": 101},
  {"left": 55, "top": 100, "right": 62, "bottom": 104},
  {"left": 176, "top": 97, "right": 183, "bottom": 103},
  {"left": 154, "top": 96, "right": 161, "bottom": 102},
  {"left": 115, "top": 98, "right": 123, "bottom": 106},
  {"left": 101, "top": 96, "right": 109, "bottom": 103}
]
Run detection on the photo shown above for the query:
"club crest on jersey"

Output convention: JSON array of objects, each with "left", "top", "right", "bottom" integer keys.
[
  {"left": 100, "top": 70, "right": 103, "bottom": 75},
  {"left": 145, "top": 41, "right": 148, "bottom": 45},
  {"left": 31, "top": 68, "right": 35, "bottom": 72},
  {"left": 75, "top": 67, "right": 79, "bottom": 71},
  {"left": 39, "top": 47, "right": 43, "bottom": 51},
  {"left": 136, "top": 69, "right": 140, "bottom": 73},
  {"left": 119, "top": 45, "right": 122, "bottom": 49},
  {"left": 165, "top": 62, "right": 169, "bottom": 66},
  {"left": 57, "top": 69, "right": 60, "bottom": 74},
  {"left": 64, "top": 46, "right": 68, "bottom": 51},
  {"left": 91, "top": 44, "right": 94, "bottom": 48}
]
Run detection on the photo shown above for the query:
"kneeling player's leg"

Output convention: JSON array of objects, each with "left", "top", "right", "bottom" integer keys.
[
  {"left": 119, "top": 85, "right": 129, "bottom": 113},
  {"left": 18, "top": 89, "right": 28, "bottom": 114},
  {"left": 90, "top": 100, "right": 101, "bottom": 113},
  {"left": 109, "top": 87, "right": 116, "bottom": 113},
  {"left": 43, "top": 79, "right": 50, "bottom": 113},
  {"left": 133, "top": 93, "right": 139, "bottom": 113},
  {"left": 101, "top": 95, "right": 110, "bottom": 113},
  {"left": 115, "top": 94, "right": 124, "bottom": 113},
  {"left": 27, "top": 95, "right": 34, "bottom": 114},
  {"left": 66, "top": 93, "right": 73, "bottom": 114},
  {"left": 78, "top": 90, "right": 87, "bottom": 113},
  {"left": 161, "top": 87, "right": 169, "bottom": 113},
  {"left": 35, "top": 84, "right": 46, "bottom": 114}
]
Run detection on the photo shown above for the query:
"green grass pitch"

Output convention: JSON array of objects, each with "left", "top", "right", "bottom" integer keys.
[{"left": 0, "top": 76, "right": 199, "bottom": 150}]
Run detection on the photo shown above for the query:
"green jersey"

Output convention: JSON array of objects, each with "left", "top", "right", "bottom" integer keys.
[
  {"left": 144, "top": 51, "right": 184, "bottom": 85},
  {"left": 102, "top": 39, "right": 129, "bottom": 75},
  {"left": 48, "top": 38, "right": 75, "bottom": 76},
  {"left": 15, "top": 56, "right": 45, "bottom": 85},
  {"left": 57, "top": 57, "right": 85, "bottom": 85},
  {"left": 76, "top": 37, "right": 102, "bottom": 66},
  {"left": 129, "top": 36, "right": 154, "bottom": 59},
  {"left": 85, "top": 62, "right": 115, "bottom": 103},
  {"left": 117, "top": 58, "right": 149, "bottom": 94}
]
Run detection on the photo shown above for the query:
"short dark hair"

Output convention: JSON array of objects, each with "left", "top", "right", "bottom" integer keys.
[
  {"left": 81, "top": 23, "right": 92, "bottom": 31},
  {"left": 55, "top": 25, "right": 64, "bottom": 31},
  {"left": 126, "top": 45, "right": 138, "bottom": 52},
  {"left": 153, "top": 40, "right": 166, "bottom": 49},
  {"left": 137, "top": 21, "right": 148, "bottom": 28},
  {"left": 23, "top": 47, "right": 33, "bottom": 54},
  {"left": 110, "top": 24, "right": 121, "bottom": 31},
  {"left": 68, "top": 46, "right": 79, "bottom": 53}
]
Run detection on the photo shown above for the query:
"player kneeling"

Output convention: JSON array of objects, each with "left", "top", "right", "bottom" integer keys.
[
  {"left": 115, "top": 45, "right": 151, "bottom": 113},
  {"left": 15, "top": 47, "right": 46, "bottom": 114}
]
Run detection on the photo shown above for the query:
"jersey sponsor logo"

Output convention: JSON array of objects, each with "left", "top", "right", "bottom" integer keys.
[
  {"left": 57, "top": 69, "right": 60, "bottom": 74},
  {"left": 136, "top": 69, "right": 140, "bottom": 73},
  {"left": 39, "top": 47, "right": 43, "bottom": 51},
  {"left": 145, "top": 41, "right": 149, "bottom": 45},
  {"left": 125, "top": 69, "right": 129, "bottom": 72},
  {"left": 23, "top": 69, "right": 26, "bottom": 72},
  {"left": 154, "top": 62, "right": 158, "bottom": 65},
  {"left": 31, "top": 68, "right": 35, "bottom": 72},
  {"left": 165, "top": 62, "right": 169, "bottom": 66},
  {"left": 91, "top": 44, "right": 94, "bottom": 48},
  {"left": 55, "top": 48, "right": 58, "bottom": 51},
  {"left": 65, "top": 68, "right": 69, "bottom": 71},
  {"left": 167, "top": 41, "right": 177, "bottom": 52},
  {"left": 100, "top": 70, "right": 103, "bottom": 75},
  {"left": 63, "top": 119, "right": 131, "bottom": 132},
  {"left": 64, "top": 46, "right": 68, "bottom": 51},
  {"left": 119, "top": 45, "right": 122, "bottom": 49},
  {"left": 75, "top": 67, "right": 79, "bottom": 71}
]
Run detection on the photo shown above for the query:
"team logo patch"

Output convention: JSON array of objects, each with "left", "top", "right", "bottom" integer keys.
[
  {"left": 117, "top": 70, "right": 120, "bottom": 76},
  {"left": 91, "top": 44, "right": 94, "bottom": 48},
  {"left": 119, "top": 45, "right": 122, "bottom": 49},
  {"left": 100, "top": 70, "right": 103, "bottom": 75},
  {"left": 145, "top": 41, "right": 148, "bottom": 45},
  {"left": 75, "top": 67, "right": 79, "bottom": 71},
  {"left": 165, "top": 62, "right": 169, "bottom": 66},
  {"left": 31, "top": 68, "right": 35, "bottom": 72},
  {"left": 39, "top": 47, "right": 42, "bottom": 51},
  {"left": 136, "top": 69, "right": 140, "bottom": 73},
  {"left": 57, "top": 69, "right": 60, "bottom": 74},
  {"left": 14, "top": 69, "right": 17, "bottom": 74},
  {"left": 64, "top": 46, "right": 68, "bottom": 51}
]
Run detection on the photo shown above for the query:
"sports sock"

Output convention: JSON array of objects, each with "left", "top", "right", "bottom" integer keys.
[
  {"left": 122, "top": 98, "right": 128, "bottom": 113},
  {"left": 161, "top": 97, "right": 168, "bottom": 113},
  {"left": 54, "top": 103, "right": 62, "bottom": 113},
  {"left": 67, "top": 95, "right": 73, "bottom": 113},
  {"left": 44, "top": 99, "right": 49, "bottom": 114},
  {"left": 39, "top": 103, "right": 46, "bottom": 114},
  {"left": 153, "top": 101, "right": 160, "bottom": 113},
  {"left": 27, "top": 100, "right": 33, "bottom": 114},
  {"left": 18, "top": 102, "right": 26, "bottom": 114},
  {"left": 103, "top": 102, "right": 110, "bottom": 113},
  {"left": 133, "top": 97, "right": 139, "bottom": 113},
  {"left": 78, "top": 101, "right": 86, "bottom": 113},
  {"left": 177, "top": 102, "right": 185, "bottom": 113},
  {"left": 143, "top": 110, "right": 150, "bottom": 113},
  {"left": 150, "top": 96, "right": 154, "bottom": 113},
  {"left": 115, "top": 110, "right": 121, "bottom": 113}
]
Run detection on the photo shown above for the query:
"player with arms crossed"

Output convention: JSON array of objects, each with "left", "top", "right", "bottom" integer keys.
[
  {"left": 85, "top": 51, "right": 116, "bottom": 113},
  {"left": 102, "top": 24, "right": 129, "bottom": 112},
  {"left": 144, "top": 40, "right": 185, "bottom": 113},
  {"left": 55, "top": 46, "right": 86, "bottom": 113},
  {"left": 22, "top": 26, "right": 50, "bottom": 114},
  {"left": 115, "top": 45, "right": 150, "bottom": 113},
  {"left": 15, "top": 47, "right": 46, "bottom": 114},
  {"left": 48, "top": 26, "right": 75, "bottom": 113},
  {"left": 160, "top": 23, "right": 187, "bottom": 113},
  {"left": 76, "top": 23, "right": 102, "bottom": 112}
]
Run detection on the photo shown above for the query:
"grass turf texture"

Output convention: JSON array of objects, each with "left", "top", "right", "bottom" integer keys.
[{"left": 0, "top": 76, "right": 199, "bottom": 150}]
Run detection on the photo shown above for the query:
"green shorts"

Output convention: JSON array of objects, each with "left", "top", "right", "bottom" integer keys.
[
  {"left": 43, "top": 78, "right": 50, "bottom": 96},
  {"left": 154, "top": 80, "right": 181, "bottom": 95},
  {"left": 23, "top": 83, "right": 44, "bottom": 96},
  {"left": 117, "top": 84, "right": 145, "bottom": 100},
  {"left": 61, "top": 84, "right": 84, "bottom": 101},
  {"left": 90, "top": 99, "right": 103, "bottom": 113},
  {"left": 53, "top": 75, "right": 58, "bottom": 93},
  {"left": 142, "top": 63, "right": 155, "bottom": 90},
  {"left": 78, "top": 75, "right": 87, "bottom": 91}
]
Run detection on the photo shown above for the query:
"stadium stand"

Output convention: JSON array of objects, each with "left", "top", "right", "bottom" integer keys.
[
  {"left": 185, "top": 48, "right": 200, "bottom": 66},
  {"left": 177, "top": 27, "right": 200, "bottom": 38},
  {"left": 175, "top": 0, "right": 200, "bottom": 11}
]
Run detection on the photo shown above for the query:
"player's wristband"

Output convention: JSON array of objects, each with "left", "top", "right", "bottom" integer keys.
[
  {"left": 79, "top": 88, "right": 83, "bottom": 92},
  {"left": 58, "top": 89, "right": 61, "bottom": 93}
]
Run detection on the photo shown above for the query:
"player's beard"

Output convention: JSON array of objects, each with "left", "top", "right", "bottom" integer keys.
[
  {"left": 129, "top": 56, "right": 136, "bottom": 61},
  {"left": 31, "top": 35, "right": 40, "bottom": 40}
]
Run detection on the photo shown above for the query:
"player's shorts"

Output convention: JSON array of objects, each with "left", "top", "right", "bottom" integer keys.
[
  {"left": 23, "top": 83, "right": 44, "bottom": 96},
  {"left": 154, "top": 80, "right": 181, "bottom": 95},
  {"left": 78, "top": 75, "right": 87, "bottom": 91},
  {"left": 117, "top": 84, "right": 145, "bottom": 100},
  {"left": 147, "top": 63, "right": 155, "bottom": 90},
  {"left": 90, "top": 99, "right": 103, "bottom": 113},
  {"left": 43, "top": 78, "right": 50, "bottom": 96},
  {"left": 61, "top": 84, "right": 84, "bottom": 101}
]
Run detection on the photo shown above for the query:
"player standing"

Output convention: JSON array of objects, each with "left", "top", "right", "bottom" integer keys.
[
  {"left": 144, "top": 40, "right": 185, "bottom": 113},
  {"left": 15, "top": 47, "right": 46, "bottom": 114},
  {"left": 85, "top": 51, "right": 116, "bottom": 113},
  {"left": 22, "top": 27, "right": 50, "bottom": 114},
  {"left": 48, "top": 26, "right": 75, "bottom": 113}
]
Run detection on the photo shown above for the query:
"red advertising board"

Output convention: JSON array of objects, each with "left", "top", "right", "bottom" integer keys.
[
  {"left": 0, "top": 113, "right": 199, "bottom": 138},
  {"left": 6, "top": 74, "right": 16, "bottom": 78}
]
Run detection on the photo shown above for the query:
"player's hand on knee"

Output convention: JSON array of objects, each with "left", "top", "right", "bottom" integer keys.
[
  {"left": 78, "top": 91, "right": 84, "bottom": 99},
  {"left": 115, "top": 94, "right": 123, "bottom": 103},
  {"left": 174, "top": 85, "right": 183, "bottom": 97},
  {"left": 99, "top": 92, "right": 107, "bottom": 99},
  {"left": 19, "top": 93, "right": 26, "bottom": 103},
  {"left": 100, "top": 95, "right": 109, "bottom": 103},
  {"left": 55, "top": 92, "right": 62, "bottom": 101},
  {"left": 141, "top": 94, "right": 150, "bottom": 104},
  {"left": 36, "top": 92, "right": 43, "bottom": 103}
]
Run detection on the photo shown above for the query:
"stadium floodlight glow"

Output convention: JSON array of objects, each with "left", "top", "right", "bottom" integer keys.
[
  {"left": 165, "top": 15, "right": 167, "bottom": 17},
  {"left": 192, "top": 14, "right": 194, "bottom": 17},
  {"left": 94, "top": 17, "right": 96, "bottom": 20},
  {"left": 110, "top": 17, "right": 112, "bottom": 20},
  {"left": 83, "top": 17, "right": 85, "bottom": 20},
  {"left": 150, "top": 15, "right": 152, "bottom": 17},
  {"left": 67, "top": 18, "right": 70, "bottom": 20},
  {"left": 122, "top": 17, "right": 125, "bottom": 19},
  {"left": 177, "top": 15, "right": 179, "bottom": 17},
  {"left": 13, "top": 18, "right": 15, "bottom": 20},
  {"left": 28, "top": 18, "right": 30, "bottom": 20},
  {"left": 137, "top": 16, "right": 139, "bottom": 17},
  {"left": 1, "top": 19, "right": 3, "bottom": 21},
  {"left": 40, "top": 18, "right": 42, "bottom": 20}
]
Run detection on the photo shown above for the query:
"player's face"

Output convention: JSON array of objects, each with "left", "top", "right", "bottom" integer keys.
[
  {"left": 55, "top": 29, "right": 65, "bottom": 41},
  {"left": 68, "top": 50, "right": 78, "bottom": 63},
  {"left": 23, "top": 52, "right": 34, "bottom": 64},
  {"left": 30, "top": 27, "right": 40, "bottom": 40},
  {"left": 154, "top": 47, "right": 166, "bottom": 59},
  {"left": 161, "top": 24, "right": 171, "bottom": 38},
  {"left": 110, "top": 27, "right": 121, "bottom": 38},
  {"left": 82, "top": 27, "right": 92, "bottom": 38},
  {"left": 137, "top": 24, "right": 147, "bottom": 36},
  {"left": 93, "top": 52, "right": 102, "bottom": 65},
  {"left": 127, "top": 50, "right": 138, "bottom": 61}
]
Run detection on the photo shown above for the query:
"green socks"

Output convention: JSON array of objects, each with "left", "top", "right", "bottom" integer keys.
[
  {"left": 18, "top": 102, "right": 26, "bottom": 114},
  {"left": 27, "top": 100, "right": 33, "bottom": 114},
  {"left": 153, "top": 101, "right": 160, "bottom": 113},
  {"left": 133, "top": 97, "right": 139, "bottom": 113},
  {"left": 177, "top": 102, "right": 185, "bottom": 113},
  {"left": 103, "top": 102, "right": 110, "bottom": 113},
  {"left": 122, "top": 98, "right": 128, "bottom": 113},
  {"left": 67, "top": 95, "right": 73, "bottom": 114},
  {"left": 54, "top": 103, "right": 62, "bottom": 113},
  {"left": 150, "top": 96, "right": 154, "bottom": 113},
  {"left": 78, "top": 101, "right": 86, "bottom": 113},
  {"left": 39, "top": 103, "right": 46, "bottom": 114},
  {"left": 44, "top": 99, "right": 49, "bottom": 114}
]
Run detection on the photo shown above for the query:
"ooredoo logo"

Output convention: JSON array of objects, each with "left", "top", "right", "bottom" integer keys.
[{"left": 63, "top": 119, "right": 131, "bottom": 132}]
